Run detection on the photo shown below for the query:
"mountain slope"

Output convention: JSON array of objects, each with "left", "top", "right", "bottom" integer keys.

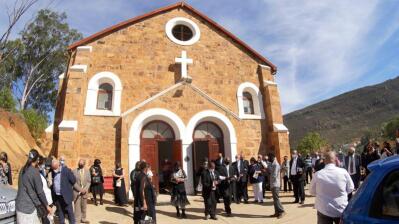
[
  {"left": 0, "top": 109, "right": 45, "bottom": 184},
  {"left": 283, "top": 76, "right": 399, "bottom": 148}
]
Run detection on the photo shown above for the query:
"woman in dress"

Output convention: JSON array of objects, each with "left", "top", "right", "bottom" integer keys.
[
  {"left": 16, "top": 149, "right": 51, "bottom": 224},
  {"left": 139, "top": 162, "right": 157, "bottom": 223},
  {"left": 0, "top": 152, "right": 11, "bottom": 185},
  {"left": 113, "top": 162, "right": 128, "bottom": 206},
  {"left": 171, "top": 161, "right": 190, "bottom": 218},
  {"left": 90, "top": 159, "right": 104, "bottom": 205}
]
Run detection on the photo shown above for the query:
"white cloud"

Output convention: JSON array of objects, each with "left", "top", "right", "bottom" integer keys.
[
  {"left": 215, "top": 0, "right": 398, "bottom": 113},
  {"left": 256, "top": 0, "right": 382, "bottom": 113},
  {"left": 1, "top": 0, "right": 398, "bottom": 114}
]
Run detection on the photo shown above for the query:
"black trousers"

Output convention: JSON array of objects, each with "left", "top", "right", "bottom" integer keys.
[
  {"left": 262, "top": 175, "right": 268, "bottom": 196},
  {"left": 306, "top": 167, "right": 313, "bottom": 184},
  {"left": 220, "top": 183, "right": 231, "bottom": 214},
  {"left": 317, "top": 211, "right": 340, "bottom": 224},
  {"left": 203, "top": 191, "right": 217, "bottom": 217},
  {"left": 350, "top": 174, "right": 360, "bottom": 189},
  {"left": 54, "top": 195, "right": 75, "bottom": 224},
  {"left": 292, "top": 175, "right": 305, "bottom": 202},
  {"left": 283, "top": 176, "right": 292, "bottom": 192},
  {"left": 133, "top": 210, "right": 144, "bottom": 224},
  {"left": 237, "top": 181, "right": 248, "bottom": 202}
]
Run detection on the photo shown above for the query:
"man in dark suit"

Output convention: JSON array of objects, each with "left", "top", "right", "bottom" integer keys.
[
  {"left": 235, "top": 154, "right": 249, "bottom": 204},
  {"left": 218, "top": 157, "right": 237, "bottom": 216},
  {"left": 344, "top": 147, "right": 361, "bottom": 199},
  {"left": 51, "top": 159, "right": 76, "bottom": 224},
  {"left": 214, "top": 153, "right": 224, "bottom": 203},
  {"left": 230, "top": 156, "right": 239, "bottom": 203},
  {"left": 201, "top": 161, "right": 220, "bottom": 220},
  {"left": 289, "top": 150, "right": 306, "bottom": 204},
  {"left": 215, "top": 153, "right": 224, "bottom": 168}
]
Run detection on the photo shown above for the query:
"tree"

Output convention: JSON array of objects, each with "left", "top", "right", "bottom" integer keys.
[
  {"left": 382, "top": 116, "right": 399, "bottom": 140},
  {"left": 297, "top": 132, "right": 328, "bottom": 155},
  {"left": 0, "top": 87, "right": 16, "bottom": 111},
  {"left": 0, "top": 0, "right": 39, "bottom": 89},
  {"left": 8, "top": 9, "right": 82, "bottom": 113},
  {"left": 21, "top": 109, "right": 47, "bottom": 141}
]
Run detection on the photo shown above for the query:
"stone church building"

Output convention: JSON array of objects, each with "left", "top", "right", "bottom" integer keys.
[{"left": 52, "top": 2, "right": 290, "bottom": 193}]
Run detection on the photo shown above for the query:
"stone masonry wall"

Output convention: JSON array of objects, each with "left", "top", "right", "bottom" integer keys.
[{"left": 56, "top": 7, "right": 288, "bottom": 176}]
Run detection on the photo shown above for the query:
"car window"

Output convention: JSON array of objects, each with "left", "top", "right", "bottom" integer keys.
[{"left": 370, "top": 169, "right": 399, "bottom": 219}]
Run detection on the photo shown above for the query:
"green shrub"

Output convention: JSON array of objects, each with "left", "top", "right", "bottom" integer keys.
[
  {"left": 0, "top": 88, "right": 16, "bottom": 111},
  {"left": 382, "top": 116, "right": 399, "bottom": 140},
  {"left": 21, "top": 109, "right": 48, "bottom": 140},
  {"left": 297, "top": 132, "right": 328, "bottom": 155}
]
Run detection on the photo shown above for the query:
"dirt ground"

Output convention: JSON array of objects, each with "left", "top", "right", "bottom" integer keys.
[{"left": 82, "top": 188, "right": 317, "bottom": 224}]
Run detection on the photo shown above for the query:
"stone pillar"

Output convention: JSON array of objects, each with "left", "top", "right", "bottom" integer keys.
[
  {"left": 183, "top": 143, "right": 194, "bottom": 194},
  {"left": 258, "top": 65, "right": 290, "bottom": 163},
  {"left": 56, "top": 47, "right": 91, "bottom": 165}
]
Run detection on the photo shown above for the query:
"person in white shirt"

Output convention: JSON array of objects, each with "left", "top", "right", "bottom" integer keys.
[{"left": 310, "top": 151, "right": 354, "bottom": 224}]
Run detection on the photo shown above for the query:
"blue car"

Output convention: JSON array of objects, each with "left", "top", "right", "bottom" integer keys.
[{"left": 342, "top": 155, "right": 399, "bottom": 223}]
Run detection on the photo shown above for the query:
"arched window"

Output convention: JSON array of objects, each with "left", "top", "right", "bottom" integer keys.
[
  {"left": 194, "top": 122, "right": 223, "bottom": 139},
  {"left": 242, "top": 92, "right": 254, "bottom": 115},
  {"left": 142, "top": 121, "right": 175, "bottom": 140},
  {"left": 237, "top": 82, "right": 265, "bottom": 119},
  {"left": 84, "top": 71, "right": 122, "bottom": 116},
  {"left": 97, "top": 83, "right": 113, "bottom": 110}
]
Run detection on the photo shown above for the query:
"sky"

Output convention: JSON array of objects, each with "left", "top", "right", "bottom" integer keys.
[{"left": 1, "top": 0, "right": 399, "bottom": 114}]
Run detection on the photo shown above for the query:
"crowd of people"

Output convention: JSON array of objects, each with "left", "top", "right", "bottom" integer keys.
[
  {"left": 1, "top": 135, "right": 397, "bottom": 224},
  {"left": 0, "top": 149, "right": 130, "bottom": 224}
]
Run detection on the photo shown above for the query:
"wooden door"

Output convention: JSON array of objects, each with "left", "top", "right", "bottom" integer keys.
[
  {"left": 208, "top": 139, "right": 220, "bottom": 161},
  {"left": 172, "top": 140, "right": 182, "bottom": 165},
  {"left": 140, "top": 139, "right": 159, "bottom": 190}
]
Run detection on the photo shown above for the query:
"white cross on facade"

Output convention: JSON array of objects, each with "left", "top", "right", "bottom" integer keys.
[{"left": 175, "top": 50, "right": 193, "bottom": 80}]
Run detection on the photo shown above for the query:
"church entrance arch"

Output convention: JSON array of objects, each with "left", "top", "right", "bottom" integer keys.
[
  {"left": 184, "top": 110, "right": 237, "bottom": 194},
  {"left": 140, "top": 121, "right": 182, "bottom": 193},
  {"left": 128, "top": 108, "right": 185, "bottom": 196},
  {"left": 192, "top": 122, "right": 224, "bottom": 191}
]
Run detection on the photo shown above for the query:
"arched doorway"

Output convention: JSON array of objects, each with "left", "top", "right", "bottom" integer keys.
[
  {"left": 140, "top": 121, "right": 182, "bottom": 192},
  {"left": 192, "top": 122, "right": 224, "bottom": 191}
]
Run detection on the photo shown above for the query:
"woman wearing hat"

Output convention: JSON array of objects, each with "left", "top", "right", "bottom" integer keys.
[{"left": 90, "top": 159, "right": 104, "bottom": 205}]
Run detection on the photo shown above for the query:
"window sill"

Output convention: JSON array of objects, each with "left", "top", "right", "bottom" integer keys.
[
  {"left": 239, "top": 114, "right": 263, "bottom": 120},
  {"left": 84, "top": 109, "right": 120, "bottom": 117}
]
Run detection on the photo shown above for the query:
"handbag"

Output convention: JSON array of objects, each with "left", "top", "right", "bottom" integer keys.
[
  {"left": 116, "top": 179, "right": 122, "bottom": 187},
  {"left": 92, "top": 176, "right": 101, "bottom": 184},
  {"left": 196, "top": 177, "right": 203, "bottom": 192}
]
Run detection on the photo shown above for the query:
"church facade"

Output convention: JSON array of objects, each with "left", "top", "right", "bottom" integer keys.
[{"left": 52, "top": 2, "right": 290, "bottom": 193}]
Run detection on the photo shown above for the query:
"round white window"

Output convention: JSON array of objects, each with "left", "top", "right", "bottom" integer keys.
[{"left": 165, "top": 17, "right": 200, "bottom": 45}]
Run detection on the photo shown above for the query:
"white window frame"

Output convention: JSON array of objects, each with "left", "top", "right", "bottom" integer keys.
[
  {"left": 84, "top": 71, "right": 122, "bottom": 116},
  {"left": 165, "top": 17, "right": 201, "bottom": 46},
  {"left": 237, "top": 82, "right": 265, "bottom": 120}
]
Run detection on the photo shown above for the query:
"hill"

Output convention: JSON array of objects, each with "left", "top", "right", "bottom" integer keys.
[
  {"left": 283, "top": 76, "right": 399, "bottom": 148},
  {"left": 0, "top": 109, "right": 45, "bottom": 184}
]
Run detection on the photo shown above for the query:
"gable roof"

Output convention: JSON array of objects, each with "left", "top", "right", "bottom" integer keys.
[{"left": 68, "top": 2, "right": 277, "bottom": 73}]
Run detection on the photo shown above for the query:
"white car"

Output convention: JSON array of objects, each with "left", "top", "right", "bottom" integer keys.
[{"left": 0, "top": 185, "right": 16, "bottom": 224}]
